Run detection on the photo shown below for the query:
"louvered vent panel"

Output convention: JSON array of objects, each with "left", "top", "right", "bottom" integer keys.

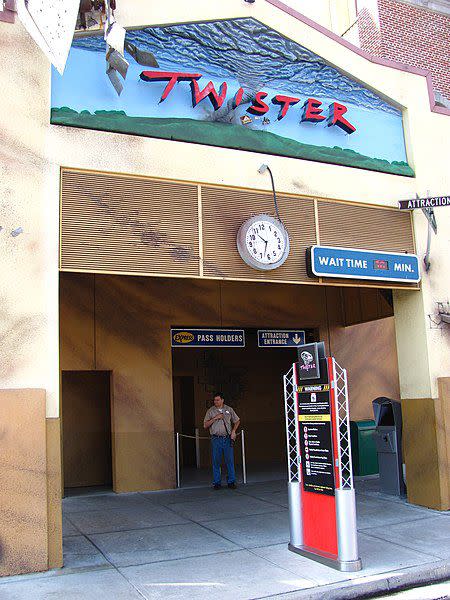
[
  {"left": 318, "top": 201, "right": 415, "bottom": 253},
  {"left": 202, "top": 186, "right": 316, "bottom": 281},
  {"left": 61, "top": 170, "right": 199, "bottom": 276},
  {"left": 317, "top": 201, "right": 417, "bottom": 288}
]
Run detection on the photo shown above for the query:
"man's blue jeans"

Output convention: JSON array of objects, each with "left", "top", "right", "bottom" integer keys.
[{"left": 211, "top": 435, "right": 236, "bottom": 485}]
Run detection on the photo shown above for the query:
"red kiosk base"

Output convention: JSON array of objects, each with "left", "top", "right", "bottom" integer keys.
[{"left": 284, "top": 348, "right": 362, "bottom": 572}]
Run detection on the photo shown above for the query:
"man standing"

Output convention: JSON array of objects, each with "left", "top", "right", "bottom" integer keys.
[{"left": 203, "top": 392, "right": 240, "bottom": 490}]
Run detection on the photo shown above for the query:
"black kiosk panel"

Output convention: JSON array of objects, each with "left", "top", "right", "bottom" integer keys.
[{"left": 296, "top": 356, "right": 335, "bottom": 496}]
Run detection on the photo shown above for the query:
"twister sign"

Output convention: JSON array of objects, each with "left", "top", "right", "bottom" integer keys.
[{"left": 51, "top": 18, "right": 413, "bottom": 176}]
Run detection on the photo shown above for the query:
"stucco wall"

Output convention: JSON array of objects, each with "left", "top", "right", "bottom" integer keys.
[{"left": 1, "top": 0, "right": 449, "bottom": 419}]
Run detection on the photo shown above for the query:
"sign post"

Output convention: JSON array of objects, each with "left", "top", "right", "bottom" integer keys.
[{"left": 283, "top": 344, "right": 361, "bottom": 571}]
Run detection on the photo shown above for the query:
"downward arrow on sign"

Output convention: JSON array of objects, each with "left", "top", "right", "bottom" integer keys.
[{"left": 293, "top": 335, "right": 302, "bottom": 345}]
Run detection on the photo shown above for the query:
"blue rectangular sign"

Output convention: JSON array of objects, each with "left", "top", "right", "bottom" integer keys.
[
  {"left": 308, "top": 246, "right": 420, "bottom": 283},
  {"left": 171, "top": 328, "right": 245, "bottom": 348},
  {"left": 258, "top": 330, "right": 305, "bottom": 348}
]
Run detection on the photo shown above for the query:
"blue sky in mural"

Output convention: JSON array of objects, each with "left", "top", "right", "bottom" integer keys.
[{"left": 52, "top": 18, "right": 408, "bottom": 164}]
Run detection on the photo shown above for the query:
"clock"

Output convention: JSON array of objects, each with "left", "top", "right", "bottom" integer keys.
[{"left": 237, "top": 214, "right": 290, "bottom": 271}]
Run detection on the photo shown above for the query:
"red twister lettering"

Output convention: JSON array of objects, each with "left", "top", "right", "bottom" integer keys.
[
  {"left": 327, "top": 102, "right": 356, "bottom": 134},
  {"left": 248, "top": 91, "right": 270, "bottom": 115},
  {"left": 139, "top": 70, "right": 357, "bottom": 135},
  {"left": 233, "top": 87, "right": 245, "bottom": 108},
  {"left": 190, "top": 79, "right": 228, "bottom": 110},
  {"left": 140, "top": 71, "right": 201, "bottom": 102},
  {"left": 272, "top": 95, "right": 300, "bottom": 120},
  {"left": 301, "top": 98, "right": 326, "bottom": 123}
]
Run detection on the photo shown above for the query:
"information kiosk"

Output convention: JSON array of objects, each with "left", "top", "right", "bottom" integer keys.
[{"left": 283, "top": 343, "right": 362, "bottom": 571}]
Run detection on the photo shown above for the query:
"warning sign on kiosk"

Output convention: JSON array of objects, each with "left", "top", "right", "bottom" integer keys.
[{"left": 296, "top": 365, "right": 335, "bottom": 496}]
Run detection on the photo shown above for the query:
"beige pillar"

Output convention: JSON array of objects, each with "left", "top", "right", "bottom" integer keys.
[{"left": 393, "top": 285, "right": 450, "bottom": 510}]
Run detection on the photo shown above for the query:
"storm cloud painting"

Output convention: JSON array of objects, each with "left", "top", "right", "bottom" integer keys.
[{"left": 51, "top": 18, "right": 413, "bottom": 176}]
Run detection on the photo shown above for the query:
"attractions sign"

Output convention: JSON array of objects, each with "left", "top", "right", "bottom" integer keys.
[
  {"left": 398, "top": 195, "right": 450, "bottom": 210},
  {"left": 51, "top": 18, "right": 413, "bottom": 176},
  {"left": 307, "top": 245, "right": 420, "bottom": 283}
]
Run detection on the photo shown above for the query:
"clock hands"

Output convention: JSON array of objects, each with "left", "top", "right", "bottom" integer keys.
[{"left": 257, "top": 232, "right": 268, "bottom": 254}]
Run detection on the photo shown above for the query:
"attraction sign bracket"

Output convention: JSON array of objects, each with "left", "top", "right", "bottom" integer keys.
[
  {"left": 398, "top": 192, "right": 448, "bottom": 271},
  {"left": 412, "top": 193, "right": 438, "bottom": 272},
  {"left": 423, "top": 205, "right": 436, "bottom": 272},
  {"left": 283, "top": 347, "right": 361, "bottom": 572}
]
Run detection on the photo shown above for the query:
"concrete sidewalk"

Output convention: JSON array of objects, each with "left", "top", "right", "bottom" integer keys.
[{"left": 0, "top": 477, "right": 449, "bottom": 599}]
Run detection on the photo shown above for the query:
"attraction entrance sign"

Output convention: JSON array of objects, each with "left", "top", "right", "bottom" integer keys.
[{"left": 283, "top": 344, "right": 362, "bottom": 571}]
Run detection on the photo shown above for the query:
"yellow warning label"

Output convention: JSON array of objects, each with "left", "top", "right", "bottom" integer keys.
[
  {"left": 299, "top": 414, "right": 331, "bottom": 422},
  {"left": 297, "top": 384, "right": 330, "bottom": 393}
]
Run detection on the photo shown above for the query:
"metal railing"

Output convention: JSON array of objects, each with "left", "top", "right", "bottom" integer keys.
[{"left": 175, "top": 429, "right": 247, "bottom": 488}]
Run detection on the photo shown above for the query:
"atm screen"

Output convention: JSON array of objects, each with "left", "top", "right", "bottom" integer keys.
[{"left": 378, "top": 404, "right": 394, "bottom": 426}]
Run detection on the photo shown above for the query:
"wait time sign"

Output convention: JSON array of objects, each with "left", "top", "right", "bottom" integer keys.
[{"left": 307, "top": 246, "right": 420, "bottom": 283}]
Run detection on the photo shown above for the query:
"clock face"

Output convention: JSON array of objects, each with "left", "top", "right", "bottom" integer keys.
[
  {"left": 237, "top": 214, "right": 290, "bottom": 271},
  {"left": 245, "top": 219, "right": 286, "bottom": 265}
]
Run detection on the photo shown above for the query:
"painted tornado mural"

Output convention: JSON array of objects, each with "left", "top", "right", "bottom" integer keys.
[{"left": 51, "top": 18, "right": 413, "bottom": 176}]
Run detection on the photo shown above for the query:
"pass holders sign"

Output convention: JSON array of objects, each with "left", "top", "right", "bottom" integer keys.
[
  {"left": 258, "top": 330, "right": 305, "bottom": 348},
  {"left": 307, "top": 245, "right": 420, "bottom": 283},
  {"left": 171, "top": 328, "right": 245, "bottom": 347}
]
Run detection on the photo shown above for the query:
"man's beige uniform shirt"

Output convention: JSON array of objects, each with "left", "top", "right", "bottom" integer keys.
[{"left": 204, "top": 404, "right": 240, "bottom": 436}]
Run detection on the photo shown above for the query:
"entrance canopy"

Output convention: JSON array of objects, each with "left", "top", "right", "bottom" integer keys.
[{"left": 59, "top": 168, "right": 417, "bottom": 290}]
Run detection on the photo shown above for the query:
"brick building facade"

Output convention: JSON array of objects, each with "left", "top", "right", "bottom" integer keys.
[{"left": 355, "top": 0, "right": 450, "bottom": 102}]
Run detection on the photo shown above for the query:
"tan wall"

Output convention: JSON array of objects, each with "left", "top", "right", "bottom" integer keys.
[
  {"left": 0, "top": 390, "right": 48, "bottom": 576},
  {"left": 329, "top": 314, "right": 401, "bottom": 420},
  {"left": 401, "top": 378, "right": 450, "bottom": 511},
  {"left": 60, "top": 272, "right": 400, "bottom": 490}
]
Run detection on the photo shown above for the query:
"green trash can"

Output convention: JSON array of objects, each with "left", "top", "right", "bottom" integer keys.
[{"left": 350, "top": 420, "right": 379, "bottom": 476}]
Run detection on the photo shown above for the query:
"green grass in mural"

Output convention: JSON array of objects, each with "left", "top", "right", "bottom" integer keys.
[{"left": 51, "top": 107, "right": 414, "bottom": 177}]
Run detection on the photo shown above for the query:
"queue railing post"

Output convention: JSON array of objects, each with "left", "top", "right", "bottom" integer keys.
[
  {"left": 241, "top": 429, "right": 247, "bottom": 484},
  {"left": 176, "top": 431, "right": 181, "bottom": 488},
  {"left": 195, "top": 427, "right": 200, "bottom": 469}
]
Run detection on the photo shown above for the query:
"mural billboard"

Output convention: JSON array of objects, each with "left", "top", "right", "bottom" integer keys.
[{"left": 51, "top": 18, "right": 413, "bottom": 176}]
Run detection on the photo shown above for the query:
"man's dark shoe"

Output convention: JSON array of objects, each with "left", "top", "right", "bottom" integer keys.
[
  {"left": 213, "top": 484, "right": 222, "bottom": 490},
  {"left": 228, "top": 482, "right": 237, "bottom": 489}
]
